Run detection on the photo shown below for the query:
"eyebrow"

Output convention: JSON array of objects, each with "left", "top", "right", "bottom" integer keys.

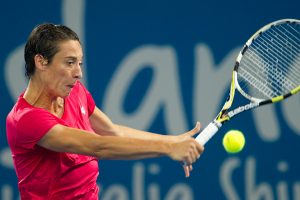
[{"left": 64, "top": 56, "right": 83, "bottom": 60}]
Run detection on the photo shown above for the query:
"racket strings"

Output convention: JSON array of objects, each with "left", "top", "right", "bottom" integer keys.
[
  {"left": 267, "top": 25, "right": 300, "bottom": 71},
  {"left": 240, "top": 47, "right": 298, "bottom": 98},
  {"left": 238, "top": 21, "right": 300, "bottom": 99},
  {"left": 246, "top": 45, "right": 300, "bottom": 91},
  {"left": 239, "top": 67, "right": 275, "bottom": 98},
  {"left": 272, "top": 24, "right": 300, "bottom": 78},
  {"left": 240, "top": 49, "right": 299, "bottom": 98},
  {"left": 250, "top": 25, "right": 300, "bottom": 81}
]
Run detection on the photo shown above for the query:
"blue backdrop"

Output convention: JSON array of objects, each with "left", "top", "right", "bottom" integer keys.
[{"left": 1, "top": 0, "right": 300, "bottom": 199}]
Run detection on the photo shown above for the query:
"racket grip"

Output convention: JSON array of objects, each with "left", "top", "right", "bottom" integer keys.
[{"left": 195, "top": 121, "right": 221, "bottom": 146}]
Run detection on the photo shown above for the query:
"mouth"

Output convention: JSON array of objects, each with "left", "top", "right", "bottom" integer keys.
[
  {"left": 66, "top": 81, "right": 77, "bottom": 90},
  {"left": 67, "top": 84, "right": 75, "bottom": 89}
]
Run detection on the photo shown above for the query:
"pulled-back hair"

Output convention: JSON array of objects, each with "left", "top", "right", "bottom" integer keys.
[{"left": 24, "top": 23, "right": 80, "bottom": 78}]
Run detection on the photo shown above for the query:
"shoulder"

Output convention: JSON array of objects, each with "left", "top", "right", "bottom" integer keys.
[
  {"left": 8, "top": 97, "right": 60, "bottom": 129},
  {"left": 6, "top": 102, "right": 62, "bottom": 146},
  {"left": 18, "top": 107, "right": 59, "bottom": 131},
  {"left": 7, "top": 96, "right": 40, "bottom": 125}
]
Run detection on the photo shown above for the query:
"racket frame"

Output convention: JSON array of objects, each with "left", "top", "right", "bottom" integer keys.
[{"left": 195, "top": 18, "right": 300, "bottom": 146}]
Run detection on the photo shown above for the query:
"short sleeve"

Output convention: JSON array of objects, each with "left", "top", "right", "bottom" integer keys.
[
  {"left": 16, "top": 109, "right": 60, "bottom": 150},
  {"left": 78, "top": 82, "right": 96, "bottom": 116},
  {"left": 86, "top": 90, "right": 95, "bottom": 116}
]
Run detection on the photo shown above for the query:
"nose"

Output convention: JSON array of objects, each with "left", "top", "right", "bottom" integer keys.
[{"left": 73, "top": 63, "right": 83, "bottom": 79}]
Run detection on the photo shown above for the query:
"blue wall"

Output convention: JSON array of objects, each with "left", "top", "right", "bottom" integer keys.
[{"left": 1, "top": 0, "right": 300, "bottom": 199}]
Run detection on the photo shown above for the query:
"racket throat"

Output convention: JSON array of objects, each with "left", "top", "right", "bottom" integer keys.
[
  {"left": 227, "top": 102, "right": 259, "bottom": 118},
  {"left": 216, "top": 110, "right": 230, "bottom": 123}
]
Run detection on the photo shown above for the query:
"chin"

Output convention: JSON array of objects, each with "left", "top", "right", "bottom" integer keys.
[
  {"left": 62, "top": 92, "right": 71, "bottom": 98},
  {"left": 57, "top": 91, "right": 69, "bottom": 99},
  {"left": 61, "top": 88, "right": 73, "bottom": 97}
]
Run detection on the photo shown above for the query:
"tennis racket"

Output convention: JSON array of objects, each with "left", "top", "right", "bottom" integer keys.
[{"left": 195, "top": 18, "right": 300, "bottom": 146}]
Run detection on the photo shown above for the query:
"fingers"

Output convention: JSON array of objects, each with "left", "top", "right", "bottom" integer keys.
[
  {"left": 181, "top": 145, "right": 203, "bottom": 168},
  {"left": 196, "top": 141, "right": 204, "bottom": 155},
  {"left": 180, "top": 136, "right": 204, "bottom": 165},
  {"left": 189, "top": 140, "right": 204, "bottom": 164},
  {"left": 183, "top": 165, "right": 190, "bottom": 177},
  {"left": 170, "top": 123, "right": 204, "bottom": 178},
  {"left": 186, "top": 123, "right": 204, "bottom": 164},
  {"left": 183, "top": 164, "right": 193, "bottom": 178},
  {"left": 188, "top": 121, "right": 201, "bottom": 137}
]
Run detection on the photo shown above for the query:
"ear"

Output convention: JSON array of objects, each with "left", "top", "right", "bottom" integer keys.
[{"left": 34, "top": 54, "right": 48, "bottom": 71}]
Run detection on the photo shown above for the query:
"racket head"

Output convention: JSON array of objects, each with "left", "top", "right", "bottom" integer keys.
[
  {"left": 234, "top": 19, "right": 300, "bottom": 104},
  {"left": 196, "top": 19, "right": 300, "bottom": 147}
]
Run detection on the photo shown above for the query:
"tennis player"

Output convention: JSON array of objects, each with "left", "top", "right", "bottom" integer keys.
[{"left": 6, "top": 23, "right": 204, "bottom": 199}]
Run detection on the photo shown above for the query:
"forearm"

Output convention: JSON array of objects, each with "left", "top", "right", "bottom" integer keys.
[
  {"left": 90, "top": 135, "right": 172, "bottom": 160},
  {"left": 116, "top": 124, "right": 176, "bottom": 141},
  {"left": 40, "top": 125, "right": 172, "bottom": 160},
  {"left": 40, "top": 124, "right": 202, "bottom": 168}
]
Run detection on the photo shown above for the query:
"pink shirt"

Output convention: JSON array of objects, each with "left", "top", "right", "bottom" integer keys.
[{"left": 6, "top": 82, "right": 99, "bottom": 199}]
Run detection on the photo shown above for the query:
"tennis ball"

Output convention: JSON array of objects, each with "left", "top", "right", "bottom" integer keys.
[{"left": 222, "top": 130, "right": 245, "bottom": 153}]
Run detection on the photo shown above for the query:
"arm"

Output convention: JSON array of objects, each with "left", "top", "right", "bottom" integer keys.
[
  {"left": 89, "top": 106, "right": 204, "bottom": 177},
  {"left": 89, "top": 107, "right": 196, "bottom": 141},
  {"left": 38, "top": 124, "right": 202, "bottom": 163}
]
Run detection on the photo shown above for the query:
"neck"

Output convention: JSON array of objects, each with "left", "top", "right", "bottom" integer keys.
[{"left": 24, "top": 78, "right": 64, "bottom": 117}]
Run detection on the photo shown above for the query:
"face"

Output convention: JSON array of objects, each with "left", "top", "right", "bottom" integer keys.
[{"left": 42, "top": 40, "right": 83, "bottom": 98}]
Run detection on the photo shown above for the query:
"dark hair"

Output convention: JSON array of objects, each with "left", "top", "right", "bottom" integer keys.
[{"left": 24, "top": 23, "right": 80, "bottom": 78}]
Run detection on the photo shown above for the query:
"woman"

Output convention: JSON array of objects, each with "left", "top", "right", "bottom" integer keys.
[{"left": 6, "top": 23, "right": 203, "bottom": 199}]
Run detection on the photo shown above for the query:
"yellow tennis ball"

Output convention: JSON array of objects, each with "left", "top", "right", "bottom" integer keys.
[{"left": 222, "top": 130, "right": 245, "bottom": 153}]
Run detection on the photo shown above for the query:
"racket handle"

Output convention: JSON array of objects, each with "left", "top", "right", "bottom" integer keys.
[{"left": 195, "top": 121, "right": 221, "bottom": 146}]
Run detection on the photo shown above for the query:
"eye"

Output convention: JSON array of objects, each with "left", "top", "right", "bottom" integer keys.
[{"left": 66, "top": 60, "right": 75, "bottom": 66}]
